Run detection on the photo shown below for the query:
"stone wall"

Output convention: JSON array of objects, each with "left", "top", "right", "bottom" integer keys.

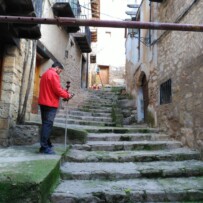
[
  {"left": 0, "top": 40, "right": 35, "bottom": 146},
  {"left": 109, "top": 65, "right": 125, "bottom": 86},
  {"left": 155, "top": 0, "right": 203, "bottom": 152}
]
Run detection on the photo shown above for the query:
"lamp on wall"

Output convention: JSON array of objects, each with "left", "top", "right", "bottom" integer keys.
[
  {"left": 128, "top": 28, "right": 150, "bottom": 47},
  {"left": 128, "top": 28, "right": 139, "bottom": 37}
]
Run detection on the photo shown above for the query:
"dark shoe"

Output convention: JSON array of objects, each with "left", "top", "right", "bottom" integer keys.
[
  {"left": 39, "top": 147, "right": 55, "bottom": 154},
  {"left": 39, "top": 147, "right": 44, "bottom": 153},
  {"left": 48, "top": 139, "right": 54, "bottom": 148},
  {"left": 48, "top": 143, "right": 54, "bottom": 148},
  {"left": 43, "top": 148, "right": 56, "bottom": 155}
]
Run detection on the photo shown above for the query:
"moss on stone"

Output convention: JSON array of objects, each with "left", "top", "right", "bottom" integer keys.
[
  {"left": 113, "top": 129, "right": 128, "bottom": 133},
  {"left": 66, "top": 128, "right": 88, "bottom": 144},
  {"left": 0, "top": 159, "right": 60, "bottom": 203},
  {"left": 111, "top": 105, "right": 123, "bottom": 127},
  {"left": 138, "top": 129, "right": 150, "bottom": 133},
  {"left": 146, "top": 111, "right": 155, "bottom": 127},
  {"left": 120, "top": 136, "right": 131, "bottom": 141}
]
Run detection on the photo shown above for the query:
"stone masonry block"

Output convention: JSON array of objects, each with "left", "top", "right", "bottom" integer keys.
[
  {"left": 3, "top": 56, "right": 15, "bottom": 69},
  {"left": 10, "top": 125, "right": 40, "bottom": 145},
  {"left": 0, "top": 119, "right": 9, "bottom": 129}
]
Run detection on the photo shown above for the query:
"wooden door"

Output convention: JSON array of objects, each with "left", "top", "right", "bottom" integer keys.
[
  {"left": 31, "top": 57, "right": 41, "bottom": 114},
  {"left": 99, "top": 65, "right": 109, "bottom": 85}
]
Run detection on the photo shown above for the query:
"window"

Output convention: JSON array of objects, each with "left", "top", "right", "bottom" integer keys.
[
  {"left": 160, "top": 79, "right": 172, "bottom": 104},
  {"left": 90, "top": 55, "right": 96, "bottom": 63}
]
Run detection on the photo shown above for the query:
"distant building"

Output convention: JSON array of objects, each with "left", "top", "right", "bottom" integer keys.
[{"left": 89, "top": 0, "right": 126, "bottom": 87}]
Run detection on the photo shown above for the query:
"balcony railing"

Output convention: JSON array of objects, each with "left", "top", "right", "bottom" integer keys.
[{"left": 77, "top": 15, "right": 91, "bottom": 45}]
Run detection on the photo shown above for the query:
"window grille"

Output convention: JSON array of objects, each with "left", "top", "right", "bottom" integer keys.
[{"left": 160, "top": 79, "right": 172, "bottom": 104}]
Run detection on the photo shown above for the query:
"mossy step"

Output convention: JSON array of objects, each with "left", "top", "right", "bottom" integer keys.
[
  {"left": 54, "top": 118, "right": 115, "bottom": 127},
  {"left": 71, "top": 140, "right": 182, "bottom": 151},
  {"left": 87, "top": 133, "right": 170, "bottom": 141},
  {"left": 58, "top": 110, "right": 111, "bottom": 117},
  {"left": 51, "top": 177, "right": 203, "bottom": 202},
  {"left": 61, "top": 160, "right": 203, "bottom": 180},
  {"left": 75, "top": 107, "right": 112, "bottom": 113},
  {"left": 68, "top": 115, "right": 112, "bottom": 122},
  {"left": 0, "top": 145, "right": 66, "bottom": 203},
  {"left": 79, "top": 103, "right": 113, "bottom": 108},
  {"left": 85, "top": 127, "right": 160, "bottom": 134},
  {"left": 65, "top": 148, "right": 200, "bottom": 162},
  {"left": 56, "top": 115, "right": 112, "bottom": 122},
  {"left": 79, "top": 106, "right": 112, "bottom": 111}
]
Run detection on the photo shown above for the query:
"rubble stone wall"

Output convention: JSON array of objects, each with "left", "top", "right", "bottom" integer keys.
[
  {"left": 0, "top": 40, "right": 35, "bottom": 146},
  {"left": 155, "top": 0, "right": 203, "bottom": 152}
]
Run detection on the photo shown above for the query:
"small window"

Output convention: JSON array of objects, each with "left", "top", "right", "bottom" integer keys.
[
  {"left": 160, "top": 79, "right": 172, "bottom": 105},
  {"left": 90, "top": 55, "right": 96, "bottom": 63}
]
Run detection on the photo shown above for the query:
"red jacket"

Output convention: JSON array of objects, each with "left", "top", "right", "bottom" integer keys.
[{"left": 38, "top": 68, "right": 70, "bottom": 108}]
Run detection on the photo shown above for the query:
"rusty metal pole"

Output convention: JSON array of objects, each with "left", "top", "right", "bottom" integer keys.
[{"left": 0, "top": 15, "right": 203, "bottom": 32}]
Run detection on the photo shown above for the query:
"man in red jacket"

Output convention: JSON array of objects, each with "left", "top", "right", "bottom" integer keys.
[{"left": 38, "top": 61, "right": 73, "bottom": 154}]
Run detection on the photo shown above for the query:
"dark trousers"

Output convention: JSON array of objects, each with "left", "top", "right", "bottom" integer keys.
[{"left": 40, "top": 105, "right": 57, "bottom": 150}]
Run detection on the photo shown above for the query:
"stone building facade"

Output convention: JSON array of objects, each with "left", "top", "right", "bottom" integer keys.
[
  {"left": 125, "top": 0, "right": 203, "bottom": 153},
  {"left": 0, "top": 40, "right": 36, "bottom": 146},
  {"left": 0, "top": 0, "right": 92, "bottom": 146},
  {"left": 153, "top": 0, "right": 203, "bottom": 153}
]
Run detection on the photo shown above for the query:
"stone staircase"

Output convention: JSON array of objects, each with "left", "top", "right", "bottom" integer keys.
[
  {"left": 51, "top": 89, "right": 203, "bottom": 202},
  {"left": 54, "top": 89, "right": 117, "bottom": 127}
]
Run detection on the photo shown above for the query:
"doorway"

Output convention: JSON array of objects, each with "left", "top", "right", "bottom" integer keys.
[
  {"left": 98, "top": 65, "right": 109, "bottom": 85},
  {"left": 137, "top": 73, "right": 149, "bottom": 122},
  {"left": 31, "top": 55, "right": 41, "bottom": 114},
  {"left": 81, "top": 56, "right": 87, "bottom": 88}
]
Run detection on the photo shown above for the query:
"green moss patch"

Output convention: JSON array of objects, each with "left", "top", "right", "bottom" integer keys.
[
  {"left": 0, "top": 159, "right": 60, "bottom": 203},
  {"left": 67, "top": 128, "right": 88, "bottom": 144},
  {"left": 120, "top": 136, "right": 131, "bottom": 141}
]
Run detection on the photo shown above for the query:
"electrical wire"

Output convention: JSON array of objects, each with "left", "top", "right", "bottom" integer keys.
[{"left": 74, "top": 2, "right": 126, "bottom": 20}]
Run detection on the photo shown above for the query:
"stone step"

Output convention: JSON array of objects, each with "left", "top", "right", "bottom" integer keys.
[
  {"left": 56, "top": 115, "right": 112, "bottom": 123},
  {"left": 68, "top": 115, "right": 112, "bottom": 122},
  {"left": 87, "top": 133, "right": 170, "bottom": 141},
  {"left": 79, "top": 103, "right": 113, "bottom": 108},
  {"left": 54, "top": 118, "right": 115, "bottom": 127},
  {"left": 79, "top": 106, "right": 112, "bottom": 112},
  {"left": 58, "top": 110, "right": 111, "bottom": 117},
  {"left": 61, "top": 160, "right": 203, "bottom": 180},
  {"left": 65, "top": 148, "right": 200, "bottom": 162},
  {"left": 84, "top": 127, "right": 160, "bottom": 134},
  {"left": 71, "top": 140, "right": 182, "bottom": 151},
  {"left": 53, "top": 124, "right": 160, "bottom": 134},
  {"left": 73, "top": 107, "right": 112, "bottom": 113},
  {"left": 59, "top": 107, "right": 112, "bottom": 114},
  {"left": 51, "top": 177, "right": 203, "bottom": 202}
]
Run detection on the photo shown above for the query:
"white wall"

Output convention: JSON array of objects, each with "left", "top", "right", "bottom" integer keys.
[
  {"left": 40, "top": 0, "right": 69, "bottom": 64},
  {"left": 97, "top": 0, "right": 127, "bottom": 67}
]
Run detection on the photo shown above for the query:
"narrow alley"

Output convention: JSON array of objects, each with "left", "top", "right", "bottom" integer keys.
[
  {"left": 0, "top": 0, "right": 202, "bottom": 202},
  {"left": 50, "top": 88, "right": 203, "bottom": 202}
]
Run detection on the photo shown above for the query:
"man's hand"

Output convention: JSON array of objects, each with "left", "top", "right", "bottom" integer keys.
[
  {"left": 63, "top": 93, "right": 75, "bottom": 102},
  {"left": 70, "top": 93, "right": 75, "bottom": 98}
]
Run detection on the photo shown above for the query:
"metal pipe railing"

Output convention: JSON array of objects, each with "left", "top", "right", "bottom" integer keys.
[{"left": 0, "top": 15, "right": 202, "bottom": 32}]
